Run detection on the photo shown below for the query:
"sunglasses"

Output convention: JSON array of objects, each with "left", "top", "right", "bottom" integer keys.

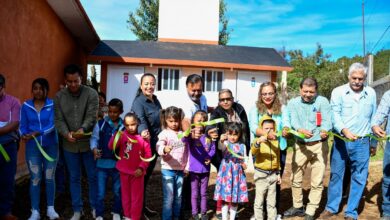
[{"left": 219, "top": 97, "right": 233, "bottom": 102}]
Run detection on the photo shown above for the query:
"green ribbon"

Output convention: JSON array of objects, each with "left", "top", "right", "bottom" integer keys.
[
  {"left": 178, "top": 118, "right": 226, "bottom": 139},
  {"left": 32, "top": 136, "right": 55, "bottom": 162},
  {"left": 327, "top": 131, "right": 390, "bottom": 142},
  {"left": 112, "top": 131, "right": 139, "bottom": 160},
  {"left": 275, "top": 128, "right": 305, "bottom": 139},
  {"left": 225, "top": 142, "right": 245, "bottom": 159},
  {"left": 140, "top": 153, "right": 156, "bottom": 162},
  {"left": 0, "top": 144, "right": 10, "bottom": 162}
]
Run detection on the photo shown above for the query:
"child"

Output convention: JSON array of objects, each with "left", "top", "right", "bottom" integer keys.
[
  {"left": 182, "top": 110, "right": 216, "bottom": 220},
  {"left": 90, "top": 98, "right": 124, "bottom": 220},
  {"left": 108, "top": 112, "right": 152, "bottom": 220},
  {"left": 214, "top": 122, "right": 249, "bottom": 220},
  {"left": 156, "top": 106, "right": 187, "bottom": 220},
  {"left": 251, "top": 115, "right": 281, "bottom": 220}
]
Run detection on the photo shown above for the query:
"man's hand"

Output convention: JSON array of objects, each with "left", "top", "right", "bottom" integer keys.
[
  {"left": 370, "top": 147, "right": 377, "bottom": 157},
  {"left": 298, "top": 128, "right": 313, "bottom": 139},
  {"left": 141, "top": 129, "right": 150, "bottom": 140},
  {"left": 282, "top": 127, "right": 290, "bottom": 137},
  {"left": 134, "top": 168, "right": 143, "bottom": 177},
  {"left": 341, "top": 128, "right": 358, "bottom": 140},
  {"left": 164, "top": 145, "right": 173, "bottom": 154},
  {"left": 372, "top": 125, "right": 386, "bottom": 138},
  {"left": 92, "top": 148, "right": 102, "bottom": 160},
  {"left": 66, "top": 132, "right": 76, "bottom": 143},
  {"left": 320, "top": 130, "right": 329, "bottom": 139}
]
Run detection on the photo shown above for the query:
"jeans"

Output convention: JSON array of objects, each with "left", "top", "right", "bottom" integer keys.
[
  {"left": 161, "top": 169, "right": 184, "bottom": 220},
  {"left": 0, "top": 141, "right": 17, "bottom": 215},
  {"left": 26, "top": 143, "right": 58, "bottom": 210},
  {"left": 96, "top": 167, "right": 122, "bottom": 217},
  {"left": 326, "top": 137, "right": 370, "bottom": 219},
  {"left": 63, "top": 149, "right": 97, "bottom": 212},
  {"left": 382, "top": 142, "right": 390, "bottom": 216}
]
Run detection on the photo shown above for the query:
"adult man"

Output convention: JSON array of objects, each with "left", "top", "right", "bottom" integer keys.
[
  {"left": 0, "top": 74, "right": 20, "bottom": 220},
  {"left": 320, "top": 63, "right": 377, "bottom": 220},
  {"left": 54, "top": 64, "right": 98, "bottom": 220},
  {"left": 372, "top": 91, "right": 390, "bottom": 220},
  {"left": 283, "top": 77, "right": 332, "bottom": 220}
]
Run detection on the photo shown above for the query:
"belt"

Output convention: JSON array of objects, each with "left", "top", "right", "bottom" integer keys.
[
  {"left": 255, "top": 167, "right": 279, "bottom": 175},
  {"left": 297, "top": 139, "right": 325, "bottom": 146}
]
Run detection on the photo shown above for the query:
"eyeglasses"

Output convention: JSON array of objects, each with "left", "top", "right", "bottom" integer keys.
[
  {"left": 261, "top": 92, "right": 275, "bottom": 97},
  {"left": 219, "top": 97, "right": 233, "bottom": 102}
]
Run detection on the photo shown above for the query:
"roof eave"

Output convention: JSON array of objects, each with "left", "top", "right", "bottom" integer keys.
[
  {"left": 47, "top": 0, "right": 100, "bottom": 52},
  {"left": 88, "top": 55, "right": 293, "bottom": 72}
]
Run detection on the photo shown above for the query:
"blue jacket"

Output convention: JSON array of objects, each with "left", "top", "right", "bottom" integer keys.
[{"left": 20, "top": 98, "right": 58, "bottom": 148}]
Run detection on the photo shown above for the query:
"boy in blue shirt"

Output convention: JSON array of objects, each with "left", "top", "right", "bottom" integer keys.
[{"left": 90, "top": 98, "right": 124, "bottom": 220}]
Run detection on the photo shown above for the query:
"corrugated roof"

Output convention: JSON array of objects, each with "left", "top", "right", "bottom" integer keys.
[{"left": 90, "top": 40, "right": 291, "bottom": 69}]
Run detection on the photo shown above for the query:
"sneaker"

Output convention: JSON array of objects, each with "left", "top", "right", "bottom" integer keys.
[
  {"left": 276, "top": 214, "right": 282, "bottom": 220},
  {"left": 318, "top": 210, "right": 336, "bottom": 219},
  {"left": 96, "top": 217, "right": 103, "bottom": 220},
  {"left": 144, "top": 206, "right": 158, "bottom": 217},
  {"left": 249, "top": 215, "right": 255, "bottom": 220},
  {"left": 381, "top": 216, "right": 390, "bottom": 220},
  {"left": 283, "top": 206, "right": 305, "bottom": 218},
  {"left": 192, "top": 214, "right": 200, "bottom": 220},
  {"left": 70, "top": 212, "right": 81, "bottom": 220},
  {"left": 112, "top": 213, "right": 121, "bottom": 220},
  {"left": 215, "top": 213, "right": 222, "bottom": 220},
  {"left": 28, "top": 210, "right": 40, "bottom": 220},
  {"left": 201, "top": 213, "right": 208, "bottom": 220},
  {"left": 92, "top": 209, "right": 96, "bottom": 218},
  {"left": 304, "top": 214, "right": 314, "bottom": 220},
  {"left": 46, "top": 206, "right": 59, "bottom": 220}
]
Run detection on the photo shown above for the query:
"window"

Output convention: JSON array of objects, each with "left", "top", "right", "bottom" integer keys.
[
  {"left": 202, "top": 70, "right": 223, "bottom": 92},
  {"left": 158, "top": 68, "right": 179, "bottom": 91}
]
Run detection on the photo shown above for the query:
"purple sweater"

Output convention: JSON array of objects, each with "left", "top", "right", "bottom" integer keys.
[{"left": 182, "top": 134, "right": 216, "bottom": 173}]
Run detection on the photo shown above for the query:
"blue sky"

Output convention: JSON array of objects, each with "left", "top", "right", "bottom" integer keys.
[{"left": 80, "top": 0, "right": 390, "bottom": 59}]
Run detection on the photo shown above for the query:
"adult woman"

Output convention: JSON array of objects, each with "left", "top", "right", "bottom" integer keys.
[
  {"left": 249, "top": 81, "right": 287, "bottom": 218},
  {"left": 20, "top": 78, "right": 59, "bottom": 220},
  {"left": 130, "top": 73, "right": 162, "bottom": 219},
  {"left": 206, "top": 88, "right": 249, "bottom": 219}
]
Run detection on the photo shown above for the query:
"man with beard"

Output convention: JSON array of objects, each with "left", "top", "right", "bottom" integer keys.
[
  {"left": 283, "top": 77, "right": 332, "bottom": 220},
  {"left": 319, "top": 63, "right": 377, "bottom": 220}
]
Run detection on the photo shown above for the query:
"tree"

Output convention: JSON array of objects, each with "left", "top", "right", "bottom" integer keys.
[{"left": 128, "top": 0, "right": 231, "bottom": 45}]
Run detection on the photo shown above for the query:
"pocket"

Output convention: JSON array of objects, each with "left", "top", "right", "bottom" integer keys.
[{"left": 341, "top": 104, "right": 353, "bottom": 117}]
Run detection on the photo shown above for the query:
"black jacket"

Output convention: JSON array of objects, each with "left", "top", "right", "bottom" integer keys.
[{"left": 206, "top": 102, "right": 250, "bottom": 168}]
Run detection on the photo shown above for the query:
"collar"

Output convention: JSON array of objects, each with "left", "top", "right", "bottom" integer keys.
[
  {"left": 344, "top": 84, "right": 368, "bottom": 97},
  {"left": 104, "top": 116, "right": 124, "bottom": 130},
  {"left": 300, "top": 95, "right": 317, "bottom": 104},
  {"left": 139, "top": 92, "right": 157, "bottom": 103}
]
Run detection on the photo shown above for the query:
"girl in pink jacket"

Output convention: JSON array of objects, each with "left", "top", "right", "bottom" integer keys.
[
  {"left": 156, "top": 106, "right": 188, "bottom": 220},
  {"left": 108, "top": 112, "right": 152, "bottom": 220}
]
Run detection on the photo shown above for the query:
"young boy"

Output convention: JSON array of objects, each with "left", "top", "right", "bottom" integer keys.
[
  {"left": 90, "top": 98, "right": 124, "bottom": 220},
  {"left": 251, "top": 115, "right": 281, "bottom": 220}
]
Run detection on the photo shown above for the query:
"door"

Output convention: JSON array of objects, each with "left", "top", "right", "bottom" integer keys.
[
  {"left": 236, "top": 71, "right": 271, "bottom": 113},
  {"left": 106, "top": 65, "right": 145, "bottom": 115}
]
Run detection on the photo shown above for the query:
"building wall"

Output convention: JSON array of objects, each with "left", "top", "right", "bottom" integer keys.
[{"left": 0, "top": 0, "right": 88, "bottom": 178}]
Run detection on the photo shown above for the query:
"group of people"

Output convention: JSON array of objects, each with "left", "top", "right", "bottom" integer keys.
[{"left": 0, "top": 61, "right": 389, "bottom": 220}]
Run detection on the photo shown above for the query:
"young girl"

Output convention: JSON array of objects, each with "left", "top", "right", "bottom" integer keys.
[
  {"left": 214, "top": 122, "right": 249, "bottom": 220},
  {"left": 156, "top": 106, "right": 187, "bottom": 220},
  {"left": 108, "top": 112, "right": 152, "bottom": 220},
  {"left": 182, "top": 110, "right": 216, "bottom": 220}
]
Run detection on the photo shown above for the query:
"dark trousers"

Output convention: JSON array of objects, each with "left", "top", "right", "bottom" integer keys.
[{"left": 0, "top": 141, "right": 17, "bottom": 215}]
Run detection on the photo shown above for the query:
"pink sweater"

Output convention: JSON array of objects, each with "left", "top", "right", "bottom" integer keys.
[
  {"left": 156, "top": 129, "right": 188, "bottom": 171},
  {"left": 108, "top": 130, "right": 151, "bottom": 175}
]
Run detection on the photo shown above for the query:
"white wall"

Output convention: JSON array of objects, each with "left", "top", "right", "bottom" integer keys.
[{"left": 158, "top": 0, "right": 219, "bottom": 42}]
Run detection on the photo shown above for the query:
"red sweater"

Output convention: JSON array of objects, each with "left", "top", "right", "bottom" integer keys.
[{"left": 108, "top": 130, "right": 151, "bottom": 175}]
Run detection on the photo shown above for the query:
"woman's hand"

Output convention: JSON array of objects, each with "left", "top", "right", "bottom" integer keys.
[{"left": 141, "top": 129, "right": 150, "bottom": 139}]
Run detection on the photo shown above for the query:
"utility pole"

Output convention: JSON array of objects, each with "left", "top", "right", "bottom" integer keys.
[{"left": 362, "top": 0, "right": 366, "bottom": 57}]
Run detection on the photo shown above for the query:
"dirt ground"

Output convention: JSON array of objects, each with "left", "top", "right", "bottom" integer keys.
[{"left": 13, "top": 152, "right": 383, "bottom": 219}]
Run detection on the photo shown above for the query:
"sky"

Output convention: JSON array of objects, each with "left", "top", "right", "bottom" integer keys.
[{"left": 80, "top": 0, "right": 390, "bottom": 60}]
